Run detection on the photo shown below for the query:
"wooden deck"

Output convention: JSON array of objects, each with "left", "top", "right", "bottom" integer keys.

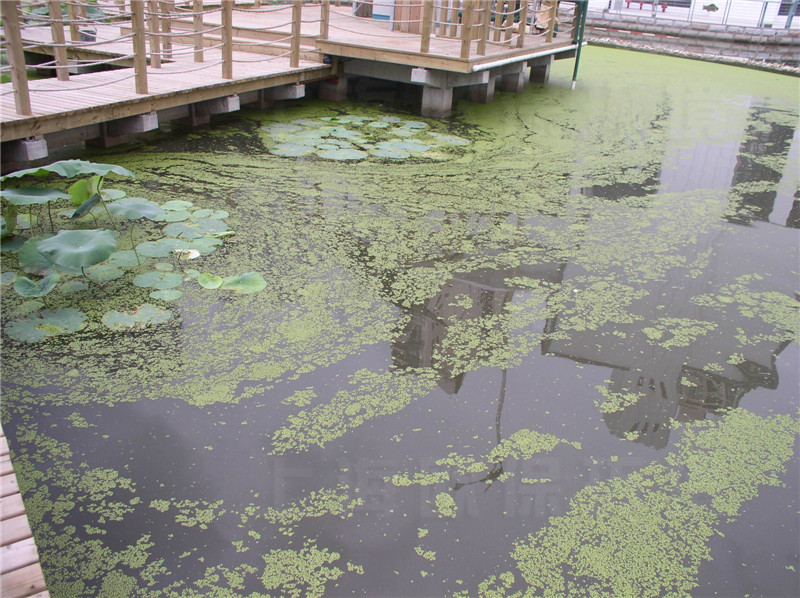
[
  {"left": 0, "top": 426, "right": 49, "bottom": 598},
  {"left": 1, "top": 1, "right": 584, "bottom": 159}
]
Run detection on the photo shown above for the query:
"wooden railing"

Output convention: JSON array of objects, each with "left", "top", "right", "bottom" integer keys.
[{"left": 0, "top": 1, "right": 581, "bottom": 118}]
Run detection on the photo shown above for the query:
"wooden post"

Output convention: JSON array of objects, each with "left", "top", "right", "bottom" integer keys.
[
  {"left": 546, "top": 0, "right": 557, "bottom": 42},
  {"left": 147, "top": 0, "right": 162, "bottom": 68},
  {"left": 193, "top": 0, "right": 204, "bottom": 62},
  {"left": 4, "top": 1, "right": 32, "bottom": 115},
  {"left": 160, "top": 0, "right": 173, "bottom": 60},
  {"left": 48, "top": 0, "right": 70, "bottom": 81},
  {"left": 517, "top": 0, "right": 529, "bottom": 47},
  {"left": 66, "top": 2, "right": 80, "bottom": 42},
  {"left": 447, "top": 0, "right": 458, "bottom": 37},
  {"left": 221, "top": 0, "right": 233, "bottom": 78},
  {"left": 290, "top": 0, "right": 302, "bottom": 68},
  {"left": 460, "top": 0, "right": 475, "bottom": 59},
  {"left": 131, "top": 0, "right": 148, "bottom": 93},
  {"left": 477, "top": 0, "right": 490, "bottom": 55},
  {"left": 320, "top": 0, "right": 330, "bottom": 40},
  {"left": 419, "top": 0, "right": 433, "bottom": 53}
]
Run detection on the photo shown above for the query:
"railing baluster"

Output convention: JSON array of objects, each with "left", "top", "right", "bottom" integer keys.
[
  {"left": 460, "top": 0, "right": 475, "bottom": 59},
  {"left": 67, "top": 2, "right": 80, "bottom": 42},
  {"left": 4, "top": 1, "right": 32, "bottom": 115},
  {"left": 420, "top": 0, "right": 434, "bottom": 53},
  {"left": 477, "top": 0, "right": 490, "bottom": 55},
  {"left": 147, "top": 0, "right": 162, "bottom": 68},
  {"left": 222, "top": 0, "right": 233, "bottom": 78},
  {"left": 131, "top": 0, "right": 149, "bottom": 93},
  {"left": 160, "top": 0, "right": 173, "bottom": 60},
  {"left": 546, "top": 0, "right": 557, "bottom": 43},
  {"left": 290, "top": 0, "right": 302, "bottom": 68},
  {"left": 320, "top": 0, "right": 330, "bottom": 40},
  {"left": 517, "top": 0, "right": 529, "bottom": 47},
  {"left": 49, "top": 0, "right": 71, "bottom": 80},
  {"left": 193, "top": 0, "right": 204, "bottom": 62}
]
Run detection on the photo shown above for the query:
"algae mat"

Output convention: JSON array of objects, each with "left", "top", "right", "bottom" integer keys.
[{"left": 1, "top": 47, "right": 799, "bottom": 597}]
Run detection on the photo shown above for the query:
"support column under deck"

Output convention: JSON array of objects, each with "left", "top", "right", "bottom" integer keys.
[
  {"left": 497, "top": 62, "right": 529, "bottom": 93},
  {"left": 468, "top": 73, "right": 497, "bottom": 104},
  {"left": 421, "top": 86, "right": 454, "bottom": 118},
  {"left": 529, "top": 55, "right": 554, "bottom": 83}
]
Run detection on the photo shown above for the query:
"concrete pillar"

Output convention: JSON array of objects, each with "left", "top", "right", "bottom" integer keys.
[
  {"left": 529, "top": 55, "right": 554, "bottom": 83},
  {"left": 468, "top": 73, "right": 496, "bottom": 104},
  {"left": 421, "top": 86, "right": 453, "bottom": 118},
  {"left": 498, "top": 63, "right": 529, "bottom": 93},
  {"left": 4, "top": 137, "right": 48, "bottom": 163},
  {"left": 319, "top": 75, "right": 349, "bottom": 101}
]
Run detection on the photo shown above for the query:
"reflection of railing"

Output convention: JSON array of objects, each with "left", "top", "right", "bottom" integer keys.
[{"left": 589, "top": 0, "right": 799, "bottom": 29}]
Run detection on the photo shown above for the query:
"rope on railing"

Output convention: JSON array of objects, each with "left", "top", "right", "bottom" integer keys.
[
  {"left": 145, "top": 24, "right": 225, "bottom": 38},
  {"left": 146, "top": 58, "right": 225, "bottom": 74},
  {"left": 232, "top": 50, "right": 294, "bottom": 63},
  {"left": 18, "top": 71, "right": 139, "bottom": 92}
]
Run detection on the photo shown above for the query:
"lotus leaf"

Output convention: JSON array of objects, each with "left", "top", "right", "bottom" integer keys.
[
  {"left": 198, "top": 273, "right": 223, "bottom": 289},
  {"left": 13, "top": 273, "right": 59, "bottom": 298},
  {"left": 184, "top": 269, "right": 200, "bottom": 279},
  {"left": 164, "top": 210, "right": 191, "bottom": 223},
  {"left": 136, "top": 238, "right": 187, "bottom": 258},
  {"left": 0, "top": 187, "right": 70, "bottom": 206},
  {"left": 6, "top": 308, "right": 87, "bottom": 342},
  {"left": 101, "top": 303, "right": 171, "bottom": 331},
  {"left": 209, "top": 231, "right": 235, "bottom": 239},
  {"left": 271, "top": 144, "right": 316, "bottom": 158},
  {"left": 12, "top": 300, "right": 44, "bottom": 316},
  {"left": 368, "top": 121, "right": 390, "bottom": 129},
  {"left": 107, "top": 197, "right": 165, "bottom": 221},
  {"left": 37, "top": 229, "right": 118, "bottom": 270},
  {"left": 317, "top": 148, "right": 368, "bottom": 161},
  {"left": 372, "top": 149, "right": 410, "bottom": 160},
  {"left": 154, "top": 262, "right": 174, "bottom": 272},
  {"left": 102, "top": 189, "right": 126, "bottom": 201},
  {"left": 376, "top": 140, "right": 431, "bottom": 153},
  {"left": 190, "top": 208, "right": 229, "bottom": 220},
  {"left": 402, "top": 120, "right": 428, "bottom": 129},
  {"left": 86, "top": 263, "right": 126, "bottom": 282},
  {"left": 164, "top": 218, "right": 227, "bottom": 239},
  {"left": 428, "top": 132, "right": 470, "bottom": 146},
  {"left": 220, "top": 272, "right": 267, "bottom": 294},
  {"left": 133, "top": 270, "right": 183, "bottom": 290},
  {"left": 379, "top": 116, "right": 402, "bottom": 123},
  {"left": 70, "top": 193, "right": 102, "bottom": 220},
  {"left": 1, "top": 160, "right": 134, "bottom": 181},
  {"left": 1, "top": 236, "right": 26, "bottom": 253},
  {"left": 67, "top": 176, "right": 100, "bottom": 206},
  {"left": 183, "top": 237, "right": 223, "bottom": 255},
  {"left": 263, "top": 123, "right": 303, "bottom": 134},
  {"left": 290, "top": 119, "right": 319, "bottom": 126},
  {"left": 161, "top": 200, "right": 194, "bottom": 212},
  {"left": 175, "top": 249, "right": 201, "bottom": 260},
  {"left": 1, "top": 271, "right": 17, "bottom": 284},
  {"left": 150, "top": 289, "right": 182, "bottom": 301},
  {"left": 106, "top": 250, "right": 140, "bottom": 267},
  {"left": 18, "top": 235, "right": 58, "bottom": 275},
  {"left": 61, "top": 280, "right": 89, "bottom": 294}
]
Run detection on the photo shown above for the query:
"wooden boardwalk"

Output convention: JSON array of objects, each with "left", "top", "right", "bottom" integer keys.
[
  {"left": 1, "top": 2, "right": 584, "bottom": 149},
  {"left": 0, "top": 426, "right": 49, "bottom": 598}
]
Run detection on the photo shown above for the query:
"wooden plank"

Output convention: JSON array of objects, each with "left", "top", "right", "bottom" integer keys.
[
  {"left": 0, "top": 514, "right": 33, "bottom": 547},
  {"left": 1, "top": 537, "right": 39, "bottom": 575},
  {"left": 1, "top": 493, "right": 26, "bottom": 521},
  {"left": 0, "top": 562, "right": 47, "bottom": 598},
  {"left": 1, "top": 455, "right": 13, "bottom": 477},
  {"left": 1, "top": 474, "right": 19, "bottom": 499}
]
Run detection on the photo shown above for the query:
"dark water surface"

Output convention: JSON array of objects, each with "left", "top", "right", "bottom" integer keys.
[{"left": 2, "top": 47, "right": 798, "bottom": 597}]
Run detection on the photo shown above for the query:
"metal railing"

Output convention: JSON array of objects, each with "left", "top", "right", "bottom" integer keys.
[{"left": 588, "top": 0, "right": 799, "bottom": 28}]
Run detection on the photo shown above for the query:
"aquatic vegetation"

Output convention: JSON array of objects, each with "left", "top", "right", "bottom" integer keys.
[{"left": 1, "top": 50, "right": 798, "bottom": 598}]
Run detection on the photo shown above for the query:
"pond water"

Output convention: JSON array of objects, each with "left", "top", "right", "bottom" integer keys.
[{"left": 1, "top": 47, "right": 798, "bottom": 598}]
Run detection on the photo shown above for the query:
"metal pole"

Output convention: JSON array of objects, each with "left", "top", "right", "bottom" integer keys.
[
  {"left": 571, "top": 0, "right": 587, "bottom": 90},
  {"left": 787, "top": 0, "right": 799, "bottom": 28}
]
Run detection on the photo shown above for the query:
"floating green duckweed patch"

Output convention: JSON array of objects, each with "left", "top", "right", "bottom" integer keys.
[{"left": 2, "top": 48, "right": 798, "bottom": 598}]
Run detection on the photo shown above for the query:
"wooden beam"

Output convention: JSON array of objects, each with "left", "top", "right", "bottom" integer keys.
[
  {"left": 49, "top": 0, "right": 70, "bottom": 81},
  {"left": 131, "top": 0, "right": 149, "bottom": 94},
  {"left": 2, "top": 1, "right": 32, "bottom": 116}
]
